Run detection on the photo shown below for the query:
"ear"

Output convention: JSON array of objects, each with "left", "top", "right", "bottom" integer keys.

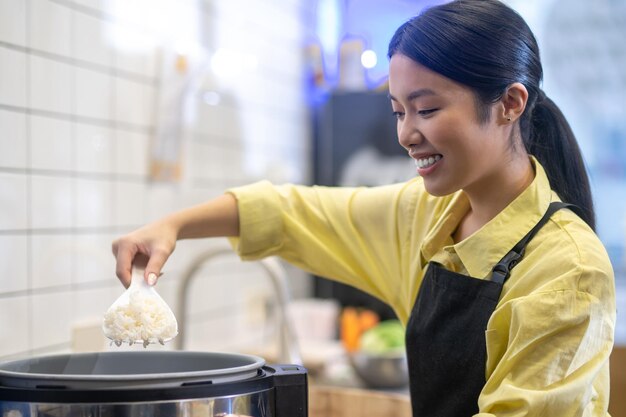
[{"left": 500, "top": 82, "right": 528, "bottom": 123}]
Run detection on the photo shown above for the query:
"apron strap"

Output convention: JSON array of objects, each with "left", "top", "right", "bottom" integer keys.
[{"left": 490, "top": 202, "right": 582, "bottom": 284}]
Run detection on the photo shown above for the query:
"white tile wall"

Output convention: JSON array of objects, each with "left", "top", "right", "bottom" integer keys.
[
  {"left": 114, "top": 77, "right": 154, "bottom": 127},
  {"left": 114, "top": 181, "right": 146, "bottom": 225},
  {"left": 71, "top": 286, "right": 112, "bottom": 323},
  {"left": 0, "top": 173, "right": 28, "bottom": 230},
  {"left": 31, "top": 234, "right": 74, "bottom": 289},
  {"left": 72, "top": 0, "right": 103, "bottom": 11},
  {"left": 31, "top": 292, "right": 73, "bottom": 349},
  {"left": 75, "top": 123, "right": 114, "bottom": 174},
  {"left": 30, "top": 114, "right": 72, "bottom": 171},
  {"left": 0, "top": 0, "right": 311, "bottom": 361},
  {"left": 0, "top": 235, "right": 28, "bottom": 293},
  {"left": 74, "top": 234, "right": 115, "bottom": 284},
  {"left": 115, "top": 41, "right": 157, "bottom": 77},
  {"left": 29, "top": 55, "right": 73, "bottom": 114},
  {"left": 30, "top": 175, "right": 74, "bottom": 229},
  {"left": 74, "top": 67, "right": 114, "bottom": 120},
  {"left": 0, "top": 296, "right": 30, "bottom": 357},
  {"left": 73, "top": 12, "right": 114, "bottom": 67},
  {"left": 75, "top": 178, "right": 114, "bottom": 228},
  {"left": 0, "top": 110, "right": 27, "bottom": 169},
  {"left": 114, "top": 129, "right": 150, "bottom": 176},
  {"left": 0, "top": 47, "right": 27, "bottom": 107},
  {"left": 0, "top": 0, "right": 27, "bottom": 47},
  {"left": 29, "top": 0, "right": 72, "bottom": 57}
]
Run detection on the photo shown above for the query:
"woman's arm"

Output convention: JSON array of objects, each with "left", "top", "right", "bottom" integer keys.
[
  {"left": 112, "top": 193, "right": 239, "bottom": 287},
  {"left": 228, "top": 180, "right": 418, "bottom": 313},
  {"left": 478, "top": 289, "right": 614, "bottom": 416}
]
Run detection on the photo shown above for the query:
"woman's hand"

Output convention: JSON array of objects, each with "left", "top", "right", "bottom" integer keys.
[
  {"left": 112, "top": 219, "right": 178, "bottom": 287},
  {"left": 111, "top": 193, "right": 240, "bottom": 287}
]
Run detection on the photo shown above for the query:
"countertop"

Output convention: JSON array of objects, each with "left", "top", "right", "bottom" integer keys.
[{"left": 309, "top": 385, "right": 411, "bottom": 417}]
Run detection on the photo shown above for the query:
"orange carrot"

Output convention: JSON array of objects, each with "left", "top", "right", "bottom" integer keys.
[
  {"left": 340, "top": 308, "right": 380, "bottom": 352},
  {"left": 358, "top": 309, "right": 380, "bottom": 334},
  {"left": 340, "top": 307, "right": 361, "bottom": 352}
]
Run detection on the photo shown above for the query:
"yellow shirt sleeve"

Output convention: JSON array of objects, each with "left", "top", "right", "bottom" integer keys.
[{"left": 227, "top": 180, "right": 413, "bottom": 311}]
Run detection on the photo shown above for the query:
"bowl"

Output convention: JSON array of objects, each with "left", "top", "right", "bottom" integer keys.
[{"left": 348, "top": 350, "right": 409, "bottom": 389}]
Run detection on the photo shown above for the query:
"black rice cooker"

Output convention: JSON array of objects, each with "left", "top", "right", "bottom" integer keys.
[{"left": 0, "top": 351, "right": 307, "bottom": 417}]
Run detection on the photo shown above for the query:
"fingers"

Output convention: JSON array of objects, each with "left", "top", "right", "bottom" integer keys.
[
  {"left": 145, "top": 247, "right": 171, "bottom": 286},
  {"left": 112, "top": 239, "right": 137, "bottom": 288},
  {"left": 112, "top": 221, "right": 177, "bottom": 287},
  {"left": 112, "top": 237, "right": 173, "bottom": 287}
]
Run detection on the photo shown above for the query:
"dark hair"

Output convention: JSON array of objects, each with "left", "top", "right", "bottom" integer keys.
[{"left": 388, "top": 0, "right": 595, "bottom": 230}]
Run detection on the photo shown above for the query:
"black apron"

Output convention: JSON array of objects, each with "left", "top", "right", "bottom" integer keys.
[{"left": 405, "top": 202, "right": 577, "bottom": 417}]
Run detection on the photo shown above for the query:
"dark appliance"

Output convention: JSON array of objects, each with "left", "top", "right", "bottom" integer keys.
[
  {"left": 0, "top": 351, "right": 307, "bottom": 417},
  {"left": 313, "top": 90, "right": 409, "bottom": 320}
]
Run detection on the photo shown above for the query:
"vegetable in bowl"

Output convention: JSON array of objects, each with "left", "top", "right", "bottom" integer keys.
[
  {"left": 349, "top": 319, "right": 409, "bottom": 389},
  {"left": 359, "top": 320, "right": 405, "bottom": 354}
]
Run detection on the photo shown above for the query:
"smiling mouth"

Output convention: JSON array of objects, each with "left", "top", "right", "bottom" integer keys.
[{"left": 415, "top": 154, "right": 442, "bottom": 169}]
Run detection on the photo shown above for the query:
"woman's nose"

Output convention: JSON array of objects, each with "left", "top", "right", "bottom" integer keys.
[{"left": 397, "top": 119, "right": 420, "bottom": 150}]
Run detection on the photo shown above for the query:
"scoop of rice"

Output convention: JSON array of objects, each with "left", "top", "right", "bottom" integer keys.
[{"left": 103, "top": 290, "right": 178, "bottom": 347}]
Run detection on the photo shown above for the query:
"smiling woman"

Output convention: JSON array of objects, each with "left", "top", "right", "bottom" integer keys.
[
  {"left": 389, "top": 56, "right": 534, "bottom": 216},
  {"left": 110, "top": 1, "right": 615, "bottom": 416}
]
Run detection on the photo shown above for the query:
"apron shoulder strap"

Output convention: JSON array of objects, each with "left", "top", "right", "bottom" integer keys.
[{"left": 490, "top": 202, "right": 580, "bottom": 284}]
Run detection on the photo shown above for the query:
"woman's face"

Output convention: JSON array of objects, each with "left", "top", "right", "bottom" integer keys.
[{"left": 388, "top": 54, "right": 511, "bottom": 197}]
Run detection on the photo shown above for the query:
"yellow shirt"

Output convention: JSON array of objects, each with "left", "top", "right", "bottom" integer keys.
[{"left": 228, "top": 159, "right": 616, "bottom": 417}]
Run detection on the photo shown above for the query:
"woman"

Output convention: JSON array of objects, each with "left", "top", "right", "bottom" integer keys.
[{"left": 113, "top": 1, "right": 615, "bottom": 415}]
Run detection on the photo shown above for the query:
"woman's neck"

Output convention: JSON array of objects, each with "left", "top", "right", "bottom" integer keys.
[{"left": 453, "top": 155, "right": 535, "bottom": 243}]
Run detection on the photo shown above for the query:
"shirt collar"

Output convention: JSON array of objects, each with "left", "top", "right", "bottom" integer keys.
[
  {"left": 420, "top": 157, "right": 555, "bottom": 278},
  {"left": 419, "top": 192, "right": 469, "bottom": 263}
]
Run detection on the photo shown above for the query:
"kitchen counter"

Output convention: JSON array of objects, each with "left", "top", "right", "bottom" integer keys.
[{"left": 309, "top": 385, "right": 411, "bottom": 417}]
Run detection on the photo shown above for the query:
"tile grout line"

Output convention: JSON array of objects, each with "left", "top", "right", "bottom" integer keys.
[
  {"left": 0, "top": 225, "right": 144, "bottom": 236},
  {"left": 0, "top": 166, "right": 148, "bottom": 183},
  {"left": 0, "top": 40, "right": 157, "bottom": 86},
  {"left": 25, "top": 0, "right": 34, "bottom": 357},
  {"left": 0, "top": 103, "right": 153, "bottom": 134},
  {"left": 0, "top": 279, "right": 116, "bottom": 300},
  {"left": 70, "top": 1, "right": 77, "bottom": 301}
]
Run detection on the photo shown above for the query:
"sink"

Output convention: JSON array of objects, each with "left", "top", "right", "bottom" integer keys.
[{"left": 175, "top": 247, "right": 301, "bottom": 364}]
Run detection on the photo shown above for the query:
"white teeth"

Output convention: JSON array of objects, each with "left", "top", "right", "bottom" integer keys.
[{"left": 415, "top": 154, "right": 442, "bottom": 169}]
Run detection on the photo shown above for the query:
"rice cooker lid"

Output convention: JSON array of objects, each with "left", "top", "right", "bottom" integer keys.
[{"left": 0, "top": 351, "right": 265, "bottom": 390}]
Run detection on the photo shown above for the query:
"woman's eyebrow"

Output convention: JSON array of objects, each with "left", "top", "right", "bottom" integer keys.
[{"left": 389, "top": 88, "right": 437, "bottom": 102}]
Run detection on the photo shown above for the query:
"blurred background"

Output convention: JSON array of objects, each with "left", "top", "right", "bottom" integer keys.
[{"left": 0, "top": 0, "right": 624, "bottom": 391}]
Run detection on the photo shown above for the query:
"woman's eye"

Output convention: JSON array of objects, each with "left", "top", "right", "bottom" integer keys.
[
  {"left": 418, "top": 108, "right": 438, "bottom": 116},
  {"left": 392, "top": 111, "right": 405, "bottom": 120}
]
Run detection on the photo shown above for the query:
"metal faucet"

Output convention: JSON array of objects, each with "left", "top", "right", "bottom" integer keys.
[{"left": 174, "top": 247, "right": 302, "bottom": 365}]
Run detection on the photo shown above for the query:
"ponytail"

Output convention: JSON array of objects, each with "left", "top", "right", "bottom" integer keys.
[{"left": 523, "top": 92, "right": 596, "bottom": 230}]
